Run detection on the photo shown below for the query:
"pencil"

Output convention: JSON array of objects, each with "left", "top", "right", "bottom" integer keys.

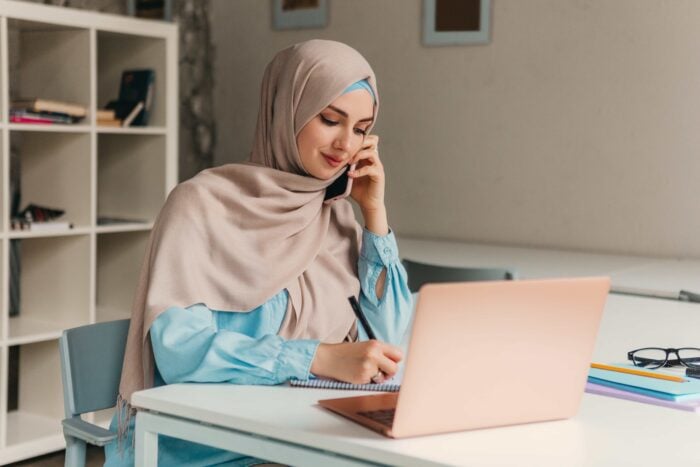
[
  {"left": 591, "top": 362, "right": 687, "bottom": 383},
  {"left": 348, "top": 296, "right": 377, "bottom": 340}
]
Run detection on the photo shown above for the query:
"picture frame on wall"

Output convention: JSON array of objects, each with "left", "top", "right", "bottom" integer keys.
[
  {"left": 272, "top": 0, "right": 328, "bottom": 30},
  {"left": 423, "top": 0, "right": 491, "bottom": 46}
]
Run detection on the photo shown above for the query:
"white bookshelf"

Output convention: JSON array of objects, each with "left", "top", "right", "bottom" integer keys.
[{"left": 0, "top": 1, "right": 178, "bottom": 463}]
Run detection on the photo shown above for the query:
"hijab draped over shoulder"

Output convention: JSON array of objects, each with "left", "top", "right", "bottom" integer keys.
[{"left": 117, "top": 39, "right": 379, "bottom": 407}]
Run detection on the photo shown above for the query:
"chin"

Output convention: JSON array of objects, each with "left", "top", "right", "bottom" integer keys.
[{"left": 312, "top": 165, "right": 342, "bottom": 180}]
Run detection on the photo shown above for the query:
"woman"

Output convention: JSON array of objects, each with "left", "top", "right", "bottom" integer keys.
[{"left": 105, "top": 39, "right": 412, "bottom": 466}]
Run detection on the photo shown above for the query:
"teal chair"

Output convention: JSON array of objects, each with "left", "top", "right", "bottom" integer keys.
[
  {"left": 59, "top": 319, "right": 130, "bottom": 467},
  {"left": 402, "top": 259, "right": 518, "bottom": 293}
]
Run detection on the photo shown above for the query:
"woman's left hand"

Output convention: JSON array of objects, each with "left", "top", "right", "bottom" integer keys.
[{"left": 348, "top": 134, "right": 385, "bottom": 213}]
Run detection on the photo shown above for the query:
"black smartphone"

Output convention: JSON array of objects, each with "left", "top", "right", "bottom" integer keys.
[
  {"left": 686, "top": 367, "right": 700, "bottom": 379},
  {"left": 323, "top": 163, "right": 356, "bottom": 204}
]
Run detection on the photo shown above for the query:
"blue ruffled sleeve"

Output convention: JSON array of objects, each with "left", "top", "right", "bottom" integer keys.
[
  {"left": 149, "top": 303, "right": 319, "bottom": 385},
  {"left": 357, "top": 228, "right": 413, "bottom": 345}
]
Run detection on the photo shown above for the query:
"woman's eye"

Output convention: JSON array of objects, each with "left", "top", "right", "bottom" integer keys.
[
  {"left": 320, "top": 115, "right": 338, "bottom": 126},
  {"left": 354, "top": 128, "right": 367, "bottom": 136}
]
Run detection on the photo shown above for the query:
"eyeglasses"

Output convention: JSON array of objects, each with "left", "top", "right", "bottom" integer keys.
[{"left": 628, "top": 347, "right": 700, "bottom": 369}]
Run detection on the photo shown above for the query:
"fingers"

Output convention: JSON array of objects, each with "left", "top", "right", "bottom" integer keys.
[
  {"left": 348, "top": 163, "right": 382, "bottom": 180},
  {"left": 361, "top": 340, "right": 403, "bottom": 383},
  {"left": 381, "top": 344, "right": 404, "bottom": 363},
  {"left": 351, "top": 135, "right": 380, "bottom": 166},
  {"left": 376, "top": 354, "right": 399, "bottom": 378},
  {"left": 351, "top": 147, "right": 380, "bottom": 166},
  {"left": 362, "top": 134, "right": 379, "bottom": 151}
]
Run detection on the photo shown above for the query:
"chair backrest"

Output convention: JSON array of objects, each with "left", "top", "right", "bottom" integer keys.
[
  {"left": 402, "top": 259, "right": 518, "bottom": 293},
  {"left": 59, "top": 319, "right": 130, "bottom": 417}
]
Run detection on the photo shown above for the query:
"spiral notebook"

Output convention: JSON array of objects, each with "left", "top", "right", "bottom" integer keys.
[
  {"left": 289, "top": 378, "right": 400, "bottom": 392},
  {"left": 290, "top": 366, "right": 404, "bottom": 392}
]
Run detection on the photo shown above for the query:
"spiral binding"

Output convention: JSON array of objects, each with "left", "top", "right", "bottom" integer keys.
[{"left": 289, "top": 379, "right": 400, "bottom": 392}]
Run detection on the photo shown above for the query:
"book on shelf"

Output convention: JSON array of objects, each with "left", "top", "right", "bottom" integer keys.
[
  {"left": 10, "top": 109, "right": 82, "bottom": 124},
  {"left": 98, "top": 118, "right": 122, "bottom": 127},
  {"left": 96, "top": 109, "right": 116, "bottom": 120},
  {"left": 11, "top": 98, "right": 87, "bottom": 118},
  {"left": 118, "top": 69, "right": 155, "bottom": 126},
  {"left": 10, "top": 116, "right": 55, "bottom": 124},
  {"left": 122, "top": 101, "right": 145, "bottom": 127}
]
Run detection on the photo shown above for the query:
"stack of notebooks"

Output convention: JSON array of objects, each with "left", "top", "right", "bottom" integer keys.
[
  {"left": 11, "top": 98, "right": 86, "bottom": 124},
  {"left": 587, "top": 363, "right": 700, "bottom": 413}
]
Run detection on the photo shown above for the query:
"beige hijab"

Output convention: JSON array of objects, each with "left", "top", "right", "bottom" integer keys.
[{"left": 117, "top": 39, "right": 379, "bottom": 407}]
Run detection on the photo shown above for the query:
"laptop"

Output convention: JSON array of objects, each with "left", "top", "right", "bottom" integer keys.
[{"left": 319, "top": 277, "right": 610, "bottom": 438}]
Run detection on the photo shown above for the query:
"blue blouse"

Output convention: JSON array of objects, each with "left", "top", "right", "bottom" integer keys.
[{"left": 104, "top": 229, "right": 412, "bottom": 467}]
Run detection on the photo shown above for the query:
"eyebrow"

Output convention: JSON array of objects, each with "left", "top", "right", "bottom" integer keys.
[{"left": 326, "top": 105, "right": 374, "bottom": 123}]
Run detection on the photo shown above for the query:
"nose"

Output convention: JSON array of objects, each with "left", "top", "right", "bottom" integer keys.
[{"left": 332, "top": 127, "right": 353, "bottom": 153}]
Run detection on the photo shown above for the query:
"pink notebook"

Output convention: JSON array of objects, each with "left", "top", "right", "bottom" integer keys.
[{"left": 586, "top": 382, "right": 700, "bottom": 413}]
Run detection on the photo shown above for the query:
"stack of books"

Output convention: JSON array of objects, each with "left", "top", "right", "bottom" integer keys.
[
  {"left": 587, "top": 362, "right": 700, "bottom": 413},
  {"left": 10, "top": 98, "right": 86, "bottom": 124}
]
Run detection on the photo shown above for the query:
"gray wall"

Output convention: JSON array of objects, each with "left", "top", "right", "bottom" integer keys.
[{"left": 211, "top": 0, "right": 700, "bottom": 258}]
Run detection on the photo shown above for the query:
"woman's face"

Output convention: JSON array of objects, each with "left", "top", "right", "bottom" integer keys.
[{"left": 296, "top": 89, "right": 374, "bottom": 180}]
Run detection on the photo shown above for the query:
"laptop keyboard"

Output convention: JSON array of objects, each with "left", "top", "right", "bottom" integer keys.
[{"left": 358, "top": 408, "right": 395, "bottom": 427}]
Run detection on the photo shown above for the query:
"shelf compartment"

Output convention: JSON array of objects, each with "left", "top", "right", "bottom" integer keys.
[
  {"left": 98, "top": 31, "right": 166, "bottom": 127},
  {"left": 5, "top": 341, "right": 64, "bottom": 449},
  {"left": 96, "top": 230, "right": 149, "bottom": 323},
  {"left": 10, "top": 132, "right": 91, "bottom": 229},
  {"left": 8, "top": 235, "right": 90, "bottom": 343},
  {"left": 8, "top": 20, "right": 90, "bottom": 122},
  {"left": 98, "top": 134, "right": 165, "bottom": 224}
]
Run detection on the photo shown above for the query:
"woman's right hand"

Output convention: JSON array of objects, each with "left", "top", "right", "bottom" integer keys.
[{"left": 310, "top": 340, "right": 403, "bottom": 384}]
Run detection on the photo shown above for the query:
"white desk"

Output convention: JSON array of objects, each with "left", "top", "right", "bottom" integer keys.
[
  {"left": 396, "top": 236, "right": 653, "bottom": 280},
  {"left": 398, "top": 236, "right": 700, "bottom": 301},
  {"left": 594, "top": 294, "right": 700, "bottom": 361},
  {"left": 132, "top": 294, "right": 700, "bottom": 467},
  {"left": 608, "top": 258, "right": 700, "bottom": 299},
  {"left": 133, "top": 385, "right": 700, "bottom": 467}
]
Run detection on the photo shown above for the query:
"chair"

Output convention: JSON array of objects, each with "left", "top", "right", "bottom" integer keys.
[
  {"left": 402, "top": 258, "right": 518, "bottom": 293},
  {"left": 59, "top": 319, "right": 130, "bottom": 467}
]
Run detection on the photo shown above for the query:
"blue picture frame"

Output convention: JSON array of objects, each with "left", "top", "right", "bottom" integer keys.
[
  {"left": 423, "top": 0, "right": 491, "bottom": 46},
  {"left": 272, "top": 0, "right": 328, "bottom": 30}
]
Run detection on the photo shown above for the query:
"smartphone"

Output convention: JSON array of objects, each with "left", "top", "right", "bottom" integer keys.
[{"left": 323, "top": 163, "right": 356, "bottom": 204}]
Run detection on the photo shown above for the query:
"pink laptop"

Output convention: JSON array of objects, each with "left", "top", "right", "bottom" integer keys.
[{"left": 319, "top": 277, "right": 610, "bottom": 438}]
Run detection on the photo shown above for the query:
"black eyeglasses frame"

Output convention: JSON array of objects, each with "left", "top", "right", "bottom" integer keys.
[{"left": 627, "top": 347, "right": 700, "bottom": 369}]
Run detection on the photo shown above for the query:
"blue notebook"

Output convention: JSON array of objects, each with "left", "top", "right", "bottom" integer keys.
[{"left": 588, "top": 364, "right": 700, "bottom": 401}]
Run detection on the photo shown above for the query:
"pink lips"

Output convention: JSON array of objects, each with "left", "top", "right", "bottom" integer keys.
[{"left": 322, "top": 153, "right": 343, "bottom": 168}]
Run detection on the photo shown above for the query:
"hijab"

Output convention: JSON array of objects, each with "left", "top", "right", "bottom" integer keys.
[{"left": 117, "top": 40, "right": 380, "bottom": 413}]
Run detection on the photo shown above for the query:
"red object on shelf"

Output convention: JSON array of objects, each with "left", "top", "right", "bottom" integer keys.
[{"left": 10, "top": 116, "right": 55, "bottom": 124}]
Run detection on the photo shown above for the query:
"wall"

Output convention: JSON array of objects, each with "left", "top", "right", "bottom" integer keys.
[{"left": 212, "top": 0, "right": 700, "bottom": 258}]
